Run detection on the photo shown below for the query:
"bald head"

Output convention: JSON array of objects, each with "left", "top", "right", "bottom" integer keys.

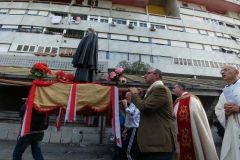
[
  {"left": 220, "top": 65, "right": 239, "bottom": 84},
  {"left": 125, "top": 92, "right": 132, "bottom": 102}
]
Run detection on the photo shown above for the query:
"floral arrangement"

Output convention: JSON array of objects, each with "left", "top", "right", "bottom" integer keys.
[
  {"left": 55, "top": 70, "right": 75, "bottom": 82},
  {"left": 30, "top": 62, "right": 52, "bottom": 79},
  {"left": 30, "top": 63, "right": 74, "bottom": 82},
  {"left": 106, "top": 67, "right": 127, "bottom": 86}
]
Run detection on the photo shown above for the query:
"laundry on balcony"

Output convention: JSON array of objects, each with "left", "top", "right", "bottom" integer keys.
[{"left": 51, "top": 16, "right": 62, "bottom": 24}]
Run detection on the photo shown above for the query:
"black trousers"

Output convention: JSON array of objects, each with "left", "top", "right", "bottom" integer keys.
[{"left": 120, "top": 128, "right": 139, "bottom": 160}]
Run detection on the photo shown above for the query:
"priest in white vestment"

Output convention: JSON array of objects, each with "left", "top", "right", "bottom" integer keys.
[
  {"left": 173, "top": 82, "right": 218, "bottom": 160},
  {"left": 215, "top": 65, "right": 240, "bottom": 160}
]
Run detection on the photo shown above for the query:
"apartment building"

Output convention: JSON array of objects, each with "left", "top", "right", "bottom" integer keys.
[{"left": 0, "top": 0, "right": 239, "bottom": 143}]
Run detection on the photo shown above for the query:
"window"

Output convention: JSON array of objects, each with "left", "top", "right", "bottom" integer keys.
[
  {"left": 98, "top": 51, "right": 106, "bottom": 60},
  {"left": 151, "top": 24, "right": 165, "bottom": 30},
  {"left": 129, "top": 36, "right": 139, "bottom": 42},
  {"left": 211, "top": 20, "right": 218, "bottom": 25},
  {"left": 168, "top": 26, "right": 183, "bottom": 32},
  {"left": 181, "top": 14, "right": 194, "bottom": 20},
  {"left": 20, "top": 26, "right": 31, "bottom": 32},
  {"left": 187, "top": 59, "right": 193, "bottom": 66},
  {"left": 218, "top": 22, "right": 225, "bottom": 26},
  {"left": 139, "top": 23, "right": 147, "bottom": 28},
  {"left": 15, "top": 44, "right": 36, "bottom": 52},
  {"left": 31, "top": 27, "right": 43, "bottom": 33},
  {"left": 207, "top": 31, "right": 216, "bottom": 37},
  {"left": 174, "top": 58, "right": 179, "bottom": 65},
  {"left": 51, "top": 12, "right": 67, "bottom": 18},
  {"left": 71, "top": 14, "right": 87, "bottom": 20},
  {"left": 205, "top": 61, "right": 210, "bottom": 67},
  {"left": 61, "top": 48, "right": 76, "bottom": 55},
  {"left": 100, "top": 19, "right": 108, "bottom": 23},
  {"left": 200, "top": 60, "right": 205, "bottom": 67},
  {"left": 171, "top": 41, "right": 186, "bottom": 48},
  {"left": 212, "top": 46, "right": 220, "bottom": 52},
  {"left": 199, "top": 30, "right": 207, "bottom": 35},
  {"left": 0, "top": 9, "right": 8, "bottom": 14},
  {"left": 90, "top": 18, "right": 98, "bottom": 22},
  {"left": 28, "top": 10, "right": 38, "bottom": 15},
  {"left": 38, "top": 11, "right": 49, "bottom": 16},
  {"left": 152, "top": 38, "right": 168, "bottom": 45},
  {"left": 129, "top": 21, "right": 137, "bottom": 26},
  {"left": 111, "top": 34, "right": 127, "bottom": 41},
  {"left": 112, "top": 19, "right": 127, "bottom": 25},
  {"left": 9, "top": 10, "right": 26, "bottom": 15},
  {"left": 129, "top": 53, "right": 139, "bottom": 62},
  {"left": 203, "top": 18, "right": 210, "bottom": 23},
  {"left": 185, "top": 28, "right": 198, "bottom": 34},
  {"left": 209, "top": 61, "right": 215, "bottom": 68},
  {"left": 153, "top": 56, "right": 160, "bottom": 63},
  {"left": 204, "top": 45, "right": 212, "bottom": 51},
  {"left": 226, "top": 23, "right": 235, "bottom": 28},
  {"left": 223, "top": 34, "right": 231, "bottom": 39},
  {"left": 141, "top": 55, "right": 150, "bottom": 63},
  {"left": 98, "top": 33, "right": 108, "bottom": 39},
  {"left": 188, "top": 43, "right": 203, "bottom": 50},
  {"left": 195, "top": 17, "right": 203, "bottom": 22},
  {"left": 0, "top": 25, "right": 18, "bottom": 32},
  {"left": 0, "top": 44, "right": 10, "bottom": 52},
  {"left": 140, "top": 37, "right": 149, "bottom": 43},
  {"left": 215, "top": 32, "right": 223, "bottom": 38}
]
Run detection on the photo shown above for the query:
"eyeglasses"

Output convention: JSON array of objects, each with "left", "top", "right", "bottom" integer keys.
[
  {"left": 220, "top": 68, "right": 233, "bottom": 74},
  {"left": 145, "top": 72, "right": 155, "bottom": 75}
]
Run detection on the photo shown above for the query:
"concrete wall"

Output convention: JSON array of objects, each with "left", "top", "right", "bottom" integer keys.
[{"left": 0, "top": 123, "right": 112, "bottom": 144}]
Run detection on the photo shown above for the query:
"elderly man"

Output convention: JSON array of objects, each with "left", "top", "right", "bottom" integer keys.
[
  {"left": 121, "top": 92, "right": 140, "bottom": 160},
  {"left": 129, "top": 68, "right": 177, "bottom": 160},
  {"left": 172, "top": 82, "right": 218, "bottom": 160},
  {"left": 215, "top": 65, "right": 240, "bottom": 160}
]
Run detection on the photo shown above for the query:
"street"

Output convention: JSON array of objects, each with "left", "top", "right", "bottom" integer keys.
[{"left": 0, "top": 126, "right": 221, "bottom": 160}]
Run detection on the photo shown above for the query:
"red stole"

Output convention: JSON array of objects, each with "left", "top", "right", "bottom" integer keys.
[{"left": 173, "top": 94, "right": 196, "bottom": 160}]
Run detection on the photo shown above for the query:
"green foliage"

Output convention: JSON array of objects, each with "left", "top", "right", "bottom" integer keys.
[{"left": 117, "top": 60, "right": 151, "bottom": 74}]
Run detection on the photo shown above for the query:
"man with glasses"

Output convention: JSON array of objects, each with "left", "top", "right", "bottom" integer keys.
[
  {"left": 129, "top": 68, "right": 177, "bottom": 160},
  {"left": 215, "top": 65, "right": 240, "bottom": 160},
  {"left": 172, "top": 82, "right": 218, "bottom": 160}
]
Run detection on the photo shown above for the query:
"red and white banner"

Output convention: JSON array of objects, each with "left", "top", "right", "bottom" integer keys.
[
  {"left": 55, "top": 107, "right": 64, "bottom": 131},
  {"left": 65, "top": 84, "right": 77, "bottom": 122},
  {"left": 111, "top": 86, "right": 121, "bottom": 147}
]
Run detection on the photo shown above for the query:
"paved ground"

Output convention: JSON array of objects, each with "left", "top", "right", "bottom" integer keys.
[{"left": 0, "top": 126, "right": 222, "bottom": 160}]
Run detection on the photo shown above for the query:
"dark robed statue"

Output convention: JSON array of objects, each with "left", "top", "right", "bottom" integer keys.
[{"left": 72, "top": 28, "right": 98, "bottom": 82}]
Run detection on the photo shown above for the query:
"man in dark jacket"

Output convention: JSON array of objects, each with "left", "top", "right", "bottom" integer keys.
[{"left": 13, "top": 103, "right": 49, "bottom": 160}]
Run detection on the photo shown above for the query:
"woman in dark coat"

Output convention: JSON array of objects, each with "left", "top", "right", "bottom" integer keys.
[{"left": 72, "top": 28, "right": 98, "bottom": 82}]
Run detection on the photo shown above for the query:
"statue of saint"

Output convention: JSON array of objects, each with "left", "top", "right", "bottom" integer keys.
[{"left": 72, "top": 28, "right": 98, "bottom": 82}]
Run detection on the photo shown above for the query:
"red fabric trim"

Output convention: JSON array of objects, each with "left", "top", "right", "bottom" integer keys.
[
  {"left": 111, "top": 86, "right": 117, "bottom": 144},
  {"left": 56, "top": 108, "right": 64, "bottom": 131},
  {"left": 69, "top": 84, "right": 77, "bottom": 121},
  {"left": 24, "top": 83, "right": 37, "bottom": 136},
  {"left": 85, "top": 116, "right": 89, "bottom": 125},
  {"left": 177, "top": 95, "right": 196, "bottom": 160}
]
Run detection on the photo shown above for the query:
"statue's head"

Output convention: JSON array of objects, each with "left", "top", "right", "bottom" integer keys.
[{"left": 86, "top": 28, "right": 95, "bottom": 34}]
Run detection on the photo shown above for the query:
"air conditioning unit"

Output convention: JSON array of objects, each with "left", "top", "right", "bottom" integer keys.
[
  {"left": 111, "top": 21, "right": 116, "bottom": 27},
  {"left": 150, "top": 26, "right": 156, "bottom": 31},
  {"left": 128, "top": 23, "right": 134, "bottom": 29}
]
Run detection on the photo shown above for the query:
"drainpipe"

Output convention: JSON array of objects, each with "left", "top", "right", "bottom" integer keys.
[{"left": 99, "top": 115, "right": 104, "bottom": 144}]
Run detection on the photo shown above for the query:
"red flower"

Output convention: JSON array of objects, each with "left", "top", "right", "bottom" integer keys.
[
  {"left": 55, "top": 70, "right": 65, "bottom": 78},
  {"left": 65, "top": 74, "right": 74, "bottom": 82}
]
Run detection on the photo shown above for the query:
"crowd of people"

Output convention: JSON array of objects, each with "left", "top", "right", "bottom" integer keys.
[
  {"left": 13, "top": 65, "right": 240, "bottom": 160},
  {"left": 113, "top": 65, "right": 240, "bottom": 160}
]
